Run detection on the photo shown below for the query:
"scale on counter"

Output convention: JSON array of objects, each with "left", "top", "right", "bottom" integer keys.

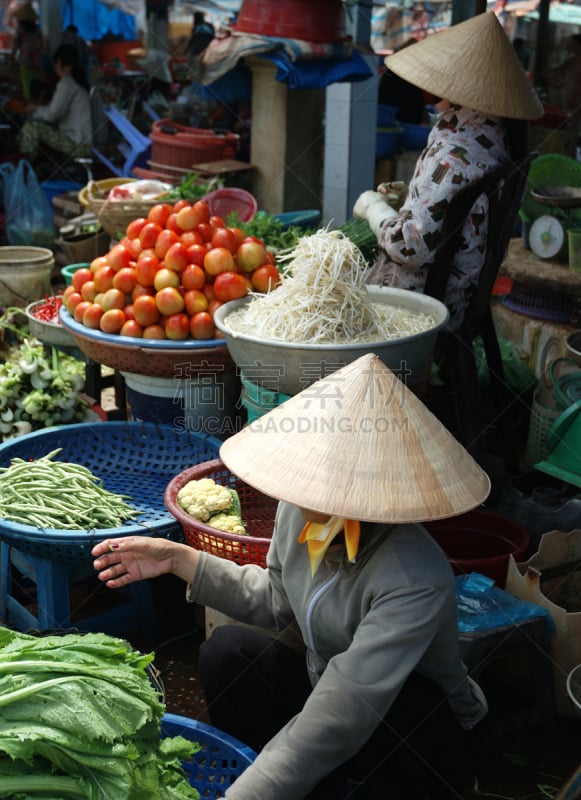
[{"left": 529, "top": 186, "right": 581, "bottom": 260}]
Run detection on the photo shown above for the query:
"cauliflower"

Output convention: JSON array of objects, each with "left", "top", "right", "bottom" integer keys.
[
  {"left": 208, "top": 513, "right": 246, "bottom": 535},
  {"left": 177, "top": 478, "right": 234, "bottom": 521}
]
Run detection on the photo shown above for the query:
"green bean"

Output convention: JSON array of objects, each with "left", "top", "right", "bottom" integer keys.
[{"left": 0, "top": 450, "right": 139, "bottom": 530}]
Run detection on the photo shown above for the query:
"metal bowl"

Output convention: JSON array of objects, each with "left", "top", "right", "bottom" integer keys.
[
  {"left": 26, "top": 299, "right": 77, "bottom": 350},
  {"left": 213, "top": 286, "right": 449, "bottom": 395}
]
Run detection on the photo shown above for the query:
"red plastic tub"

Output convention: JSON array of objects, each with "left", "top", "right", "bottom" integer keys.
[
  {"left": 233, "top": 0, "right": 347, "bottom": 42},
  {"left": 424, "top": 510, "right": 531, "bottom": 588},
  {"left": 151, "top": 120, "right": 239, "bottom": 169}
]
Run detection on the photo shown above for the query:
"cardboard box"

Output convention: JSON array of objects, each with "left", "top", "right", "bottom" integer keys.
[{"left": 506, "top": 529, "right": 581, "bottom": 717}]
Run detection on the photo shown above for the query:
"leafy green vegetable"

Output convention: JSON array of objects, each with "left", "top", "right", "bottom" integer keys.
[
  {"left": 0, "top": 627, "right": 200, "bottom": 800},
  {"left": 226, "top": 210, "right": 313, "bottom": 254},
  {"left": 161, "top": 172, "right": 222, "bottom": 202}
]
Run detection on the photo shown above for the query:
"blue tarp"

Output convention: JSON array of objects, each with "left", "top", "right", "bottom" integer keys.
[
  {"left": 261, "top": 48, "right": 373, "bottom": 90},
  {"left": 62, "top": 0, "right": 136, "bottom": 42}
]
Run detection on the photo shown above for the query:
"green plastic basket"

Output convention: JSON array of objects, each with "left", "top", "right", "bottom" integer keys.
[{"left": 520, "top": 154, "right": 581, "bottom": 223}]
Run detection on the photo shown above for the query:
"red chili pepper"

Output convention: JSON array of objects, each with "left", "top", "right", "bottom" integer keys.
[{"left": 32, "top": 295, "right": 64, "bottom": 325}]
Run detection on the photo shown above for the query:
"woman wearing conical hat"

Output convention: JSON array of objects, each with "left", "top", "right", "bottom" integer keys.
[
  {"left": 354, "top": 12, "right": 543, "bottom": 331},
  {"left": 94, "top": 353, "right": 494, "bottom": 800}
]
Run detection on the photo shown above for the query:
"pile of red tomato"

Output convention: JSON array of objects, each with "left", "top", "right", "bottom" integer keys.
[{"left": 62, "top": 198, "right": 281, "bottom": 340}]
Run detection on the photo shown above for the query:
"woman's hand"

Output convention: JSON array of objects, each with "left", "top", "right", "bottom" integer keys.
[
  {"left": 378, "top": 181, "right": 408, "bottom": 210},
  {"left": 92, "top": 536, "right": 199, "bottom": 588}
]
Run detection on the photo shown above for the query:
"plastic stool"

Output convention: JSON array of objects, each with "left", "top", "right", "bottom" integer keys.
[
  {"left": 0, "top": 542, "right": 157, "bottom": 639},
  {"left": 459, "top": 616, "right": 555, "bottom": 733}
]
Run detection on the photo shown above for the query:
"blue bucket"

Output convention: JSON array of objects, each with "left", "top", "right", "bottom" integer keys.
[{"left": 40, "top": 180, "right": 83, "bottom": 208}]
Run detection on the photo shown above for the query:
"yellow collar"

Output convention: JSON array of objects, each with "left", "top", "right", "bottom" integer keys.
[{"left": 298, "top": 517, "right": 361, "bottom": 576}]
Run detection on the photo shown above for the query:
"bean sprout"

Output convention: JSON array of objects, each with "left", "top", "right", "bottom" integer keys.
[{"left": 225, "top": 230, "right": 435, "bottom": 344}]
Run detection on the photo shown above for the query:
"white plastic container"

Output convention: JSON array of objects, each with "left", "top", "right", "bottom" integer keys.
[{"left": 0, "top": 246, "right": 54, "bottom": 307}]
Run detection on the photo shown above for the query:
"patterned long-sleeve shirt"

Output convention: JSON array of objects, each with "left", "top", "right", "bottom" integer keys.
[{"left": 367, "top": 106, "right": 509, "bottom": 329}]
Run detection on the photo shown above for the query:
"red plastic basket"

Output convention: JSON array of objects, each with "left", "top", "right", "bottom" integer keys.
[
  {"left": 151, "top": 120, "right": 240, "bottom": 170},
  {"left": 164, "top": 459, "right": 277, "bottom": 567},
  {"left": 203, "top": 188, "right": 258, "bottom": 222}
]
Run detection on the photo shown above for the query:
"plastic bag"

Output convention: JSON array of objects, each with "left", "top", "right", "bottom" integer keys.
[
  {"left": 456, "top": 572, "right": 555, "bottom": 634},
  {"left": 0, "top": 160, "right": 54, "bottom": 248}
]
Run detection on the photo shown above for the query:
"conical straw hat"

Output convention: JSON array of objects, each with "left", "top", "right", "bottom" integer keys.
[
  {"left": 386, "top": 12, "right": 543, "bottom": 120},
  {"left": 220, "top": 354, "right": 490, "bottom": 524}
]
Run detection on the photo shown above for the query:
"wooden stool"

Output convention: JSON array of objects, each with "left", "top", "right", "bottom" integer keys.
[{"left": 0, "top": 542, "right": 157, "bottom": 639}]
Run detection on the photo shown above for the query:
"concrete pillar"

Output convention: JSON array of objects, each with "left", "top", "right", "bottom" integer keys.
[
  {"left": 322, "top": 57, "right": 379, "bottom": 227},
  {"left": 246, "top": 57, "right": 324, "bottom": 214}
]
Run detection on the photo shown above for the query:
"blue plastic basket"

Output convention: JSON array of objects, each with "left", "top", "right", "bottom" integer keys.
[
  {"left": 161, "top": 713, "right": 256, "bottom": 797},
  {"left": 0, "top": 422, "right": 222, "bottom": 561},
  {"left": 273, "top": 210, "right": 321, "bottom": 231}
]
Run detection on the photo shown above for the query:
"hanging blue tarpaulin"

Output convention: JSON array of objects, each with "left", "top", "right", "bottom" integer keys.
[{"left": 62, "top": 0, "right": 136, "bottom": 42}]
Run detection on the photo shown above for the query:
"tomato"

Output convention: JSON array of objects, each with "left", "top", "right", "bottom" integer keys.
[
  {"left": 164, "top": 242, "right": 189, "bottom": 272},
  {"left": 139, "top": 222, "right": 163, "bottom": 249},
  {"left": 133, "top": 294, "right": 161, "bottom": 327},
  {"left": 124, "top": 303, "right": 136, "bottom": 320},
  {"left": 113, "top": 267, "right": 138, "bottom": 294},
  {"left": 165, "top": 212, "right": 181, "bottom": 233},
  {"left": 155, "top": 286, "right": 184, "bottom": 315},
  {"left": 107, "top": 244, "right": 134, "bottom": 272},
  {"left": 90, "top": 255, "right": 108, "bottom": 273},
  {"left": 181, "top": 263, "right": 205, "bottom": 290},
  {"left": 153, "top": 267, "right": 180, "bottom": 291},
  {"left": 120, "top": 319, "right": 143, "bottom": 337},
  {"left": 173, "top": 199, "right": 191, "bottom": 213},
  {"left": 176, "top": 205, "right": 201, "bottom": 231},
  {"left": 82, "top": 303, "right": 104, "bottom": 330},
  {"left": 118, "top": 236, "right": 140, "bottom": 260},
  {"left": 100, "top": 308, "right": 126, "bottom": 334},
  {"left": 237, "top": 241, "right": 267, "bottom": 273},
  {"left": 213, "top": 271, "right": 249, "bottom": 302},
  {"left": 143, "top": 323, "right": 166, "bottom": 339},
  {"left": 147, "top": 203, "right": 173, "bottom": 227},
  {"left": 230, "top": 227, "right": 246, "bottom": 248},
  {"left": 73, "top": 300, "right": 91, "bottom": 323},
  {"left": 164, "top": 312, "right": 191, "bottom": 340},
  {"left": 62, "top": 285, "right": 76, "bottom": 302},
  {"left": 192, "top": 200, "right": 210, "bottom": 224},
  {"left": 180, "top": 229, "right": 203, "bottom": 248},
  {"left": 204, "top": 247, "right": 236, "bottom": 276},
  {"left": 209, "top": 215, "right": 225, "bottom": 229},
  {"left": 70, "top": 267, "right": 92, "bottom": 293},
  {"left": 65, "top": 291, "right": 83, "bottom": 315},
  {"left": 197, "top": 222, "right": 213, "bottom": 243},
  {"left": 211, "top": 226, "right": 238, "bottom": 253},
  {"left": 100, "top": 287, "right": 126, "bottom": 312},
  {"left": 190, "top": 311, "right": 215, "bottom": 339},
  {"left": 126, "top": 217, "right": 147, "bottom": 240},
  {"left": 183, "top": 288, "right": 208, "bottom": 315},
  {"left": 203, "top": 283, "right": 215, "bottom": 302},
  {"left": 135, "top": 254, "right": 161, "bottom": 286},
  {"left": 252, "top": 264, "right": 281, "bottom": 293},
  {"left": 208, "top": 298, "right": 223, "bottom": 317},
  {"left": 81, "top": 281, "right": 98, "bottom": 303},
  {"left": 186, "top": 243, "right": 207, "bottom": 268},
  {"left": 93, "top": 265, "right": 116, "bottom": 293},
  {"left": 265, "top": 250, "right": 277, "bottom": 266},
  {"left": 154, "top": 229, "right": 179, "bottom": 260}
]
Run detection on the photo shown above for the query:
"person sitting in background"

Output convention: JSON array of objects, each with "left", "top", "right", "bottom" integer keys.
[
  {"left": 354, "top": 12, "right": 542, "bottom": 331},
  {"left": 18, "top": 43, "right": 91, "bottom": 161},
  {"left": 11, "top": 3, "right": 43, "bottom": 101},
  {"left": 61, "top": 24, "right": 91, "bottom": 82}
]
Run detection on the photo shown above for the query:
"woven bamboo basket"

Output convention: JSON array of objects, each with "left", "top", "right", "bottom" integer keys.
[{"left": 80, "top": 179, "right": 171, "bottom": 239}]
